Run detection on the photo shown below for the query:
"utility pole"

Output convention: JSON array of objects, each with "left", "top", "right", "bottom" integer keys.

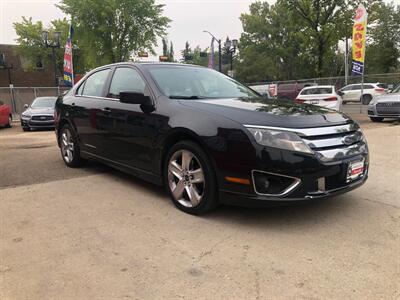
[{"left": 345, "top": 38, "right": 349, "bottom": 86}]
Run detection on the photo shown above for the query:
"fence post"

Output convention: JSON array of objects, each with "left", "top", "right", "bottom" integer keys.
[
  {"left": 57, "top": 86, "right": 60, "bottom": 96},
  {"left": 9, "top": 85, "right": 17, "bottom": 114},
  {"left": 33, "top": 87, "right": 37, "bottom": 99}
]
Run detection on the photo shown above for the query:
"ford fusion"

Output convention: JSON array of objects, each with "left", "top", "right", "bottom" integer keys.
[
  {"left": 21, "top": 96, "right": 57, "bottom": 131},
  {"left": 55, "top": 63, "right": 369, "bottom": 214}
]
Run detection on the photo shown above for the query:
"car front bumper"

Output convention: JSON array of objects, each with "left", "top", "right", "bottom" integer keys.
[
  {"left": 215, "top": 128, "right": 369, "bottom": 206},
  {"left": 21, "top": 118, "right": 55, "bottom": 129},
  {"left": 368, "top": 104, "right": 400, "bottom": 118}
]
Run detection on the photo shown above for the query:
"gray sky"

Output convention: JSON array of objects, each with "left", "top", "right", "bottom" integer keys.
[{"left": 0, "top": 0, "right": 260, "bottom": 59}]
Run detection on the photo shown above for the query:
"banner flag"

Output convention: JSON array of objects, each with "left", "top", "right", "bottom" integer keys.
[
  {"left": 63, "top": 25, "right": 74, "bottom": 86},
  {"left": 208, "top": 38, "right": 215, "bottom": 69},
  {"left": 351, "top": 5, "right": 368, "bottom": 75}
]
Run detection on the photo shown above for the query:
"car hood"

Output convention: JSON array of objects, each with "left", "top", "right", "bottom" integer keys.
[
  {"left": 179, "top": 98, "right": 352, "bottom": 128},
  {"left": 374, "top": 93, "right": 400, "bottom": 102},
  {"left": 24, "top": 107, "right": 55, "bottom": 115}
]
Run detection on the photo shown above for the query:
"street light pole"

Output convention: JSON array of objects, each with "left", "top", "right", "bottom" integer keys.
[
  {"left": 224, "top": 38, "right": 238, "bottom": 75},
  {"left": 42, "top": 31, "right": 61, "bottom": 86},
  {"left": 203, "top": 30, "right": 222, "bottom": 72}
]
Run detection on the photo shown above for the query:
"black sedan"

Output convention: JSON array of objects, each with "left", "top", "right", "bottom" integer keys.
[
  {"left": 21, "top": 96, "right": 57, "bottom": 131},
  {"left": 55, "top": 63, "right": 369, "bottom": 214}
]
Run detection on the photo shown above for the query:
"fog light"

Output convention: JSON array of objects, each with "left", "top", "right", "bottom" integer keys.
[{"left": 252, "top": 170, "right": 300, "bottom": 196}]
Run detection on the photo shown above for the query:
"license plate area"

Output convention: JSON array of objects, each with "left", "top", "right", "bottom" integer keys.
[
  {"left": 346, "top": 159, "right": 365, "bottom": 182},
  {"left": 311, "top": 100, "right": 320, "bottom": 104}
]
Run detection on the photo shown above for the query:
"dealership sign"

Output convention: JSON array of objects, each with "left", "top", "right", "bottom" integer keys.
[
  {"left": 351, "top": 5, "right": 368, "bottom": 75},
  {"left": 63, "top": 25, "right": 74, "bottom": 87}
]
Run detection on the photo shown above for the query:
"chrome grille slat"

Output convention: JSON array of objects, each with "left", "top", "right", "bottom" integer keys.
[{"left": 244, "top": 123, "right": 359, "bottom": 137}]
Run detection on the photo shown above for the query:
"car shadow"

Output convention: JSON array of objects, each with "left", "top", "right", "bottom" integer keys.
[{"left": 93, "top": 162, "right": 355, "bottom": 229}]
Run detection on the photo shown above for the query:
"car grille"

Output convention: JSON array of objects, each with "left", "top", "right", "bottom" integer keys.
[
  {"left": 376, "top": 102, "right": 400, "bottom": 115},
  {"left": 31, "top": 115, "right": 54, "bottom": 121},
  {"left": 295, "top": 124, "right": 366, "bottom": 162}
]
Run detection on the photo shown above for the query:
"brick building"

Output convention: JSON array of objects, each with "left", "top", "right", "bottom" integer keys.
[{"left": 0, "top": 44, "right": 56, "bottom": 87}]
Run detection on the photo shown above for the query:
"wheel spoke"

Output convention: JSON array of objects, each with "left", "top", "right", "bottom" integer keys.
[
  {"left": 62, "top": 133, "right": 68, "bottom": 146},
  {"left": 172, "top": 180, "right": 185, "bottom": 199},
  {"left": 169, "top": 160, "right": 183, "bottom": 180},
  {"left": 189, "top": 168, "right": 204, "bottom": 183},
  {"left": 181, "top": 151, "right": 193, "bottom": 170},
  {"left": 66, "top": 149, "right": 73, "bottom": 162},
  {"left": 185, "top": 185, "right": 201, "bottom": 206}
]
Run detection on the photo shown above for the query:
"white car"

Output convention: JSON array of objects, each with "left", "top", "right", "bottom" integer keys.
[
  {"left": 295, "top": 85, "right": 343, "bottom": 111},
  {"left": 339, "top": 83, "right": 386, "bottom": 104}
]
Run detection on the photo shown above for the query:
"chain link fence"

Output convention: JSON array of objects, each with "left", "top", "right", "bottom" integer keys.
[
  {"left": 248, "top": 73, "right": 400, "bottom": 90},
  {"left": 0, "top": 87, "right": 70, "bottom": 118}
]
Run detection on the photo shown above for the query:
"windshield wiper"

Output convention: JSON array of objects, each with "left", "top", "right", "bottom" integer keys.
[{"left": 169, "top": 95, "right": 207, "bottom": 99}]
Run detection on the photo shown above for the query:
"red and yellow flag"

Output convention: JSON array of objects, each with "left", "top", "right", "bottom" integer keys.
[{"left": 351, "top": 5, "right": 368, "bottom": 75}]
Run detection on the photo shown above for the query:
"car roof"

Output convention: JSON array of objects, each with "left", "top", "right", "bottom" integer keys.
[
  {"left": 302, "top": 85, "right": 334, "bottom": 89},
  {"left": 343, "top": 83, "right": 378, "bottom": 86},
  {"left": 99, "top": 61, "right": 206, "bottom": 69}
]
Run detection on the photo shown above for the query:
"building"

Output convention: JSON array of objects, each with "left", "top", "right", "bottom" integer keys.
[{"left": 0, "top": 44, "right": 55, "bottom": 87}]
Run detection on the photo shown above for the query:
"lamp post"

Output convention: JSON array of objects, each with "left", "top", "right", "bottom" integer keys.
[
  {"left": 224, "top": 38, "right": 238, "bottom": 73},
  {"left": 42, "top": 31, "right": 61, "bottom": 86},
  {"left": 203, "top": 30, "right": 222, "bottom": 72}
]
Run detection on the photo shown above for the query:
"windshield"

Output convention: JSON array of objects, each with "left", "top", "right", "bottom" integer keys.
[
  {"left": 148, "top": 66, "right": 259, "bottom": 99},
  {"left": 31, "top": 97, "right": 57, "bottom": 108}
]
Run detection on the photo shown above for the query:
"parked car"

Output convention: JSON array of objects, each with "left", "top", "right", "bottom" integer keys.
[
  {"left": 55, "top": 63, "right": 369, "bottom": 215},
  {"left": 339, "top": 83, "right": 386, "bottom": 104},
  {"left": 248, "top": 85, "right": 272, "bottom": 99},
  {"left": 367, "top": 84, "right": 400, "bottom": 122},
  {"left": 0, "top": 100, "right": 12, "bottom": 128},
  {"left": 295, "top": 85, "right": 343, "bottom": 111},
  {"left": 277, "top": 82, "right": 316, "bottom": 100},
  {"left": 20, "top": 96, "right": 57, "bottom": 131}
]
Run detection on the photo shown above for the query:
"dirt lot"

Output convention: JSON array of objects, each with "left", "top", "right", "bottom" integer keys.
[{"left": 0, "top": 116, "right": 399, "bottom": 299}]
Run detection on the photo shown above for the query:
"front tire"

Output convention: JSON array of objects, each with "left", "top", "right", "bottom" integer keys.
[
  {"left": 163, "top": 141, "right": 218, "bottom": 215},
  {"left": 370, "top": 117, "right": 384, "bottom": 122},
  {"left": 362, "top": 94, "right": 372, "bottom": 105},
  {"left": 60, "top": 124, "right": 85, "bottom": 167},
  {"left": 5, "top": 115, "right": 12, "bottom": 128}
]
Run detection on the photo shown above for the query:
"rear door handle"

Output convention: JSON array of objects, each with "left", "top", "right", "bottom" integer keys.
[{"left": 102, "top": 107, "right": 111, "bottom": 113}]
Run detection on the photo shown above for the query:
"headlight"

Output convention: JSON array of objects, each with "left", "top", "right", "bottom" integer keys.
[
  {"left": 21, "top": 114, "right": 31, "bottom": 119},
  {"left": 246, "top": 127, "right": 313, "bottom": 154},
  {"left": 369, "top": 99, "right": 377, "bottom": 106}
]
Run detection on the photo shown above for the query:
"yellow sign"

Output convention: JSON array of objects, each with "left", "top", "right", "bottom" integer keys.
[{"left": 351, "top": 5, "right": 368, "bottom": 75}]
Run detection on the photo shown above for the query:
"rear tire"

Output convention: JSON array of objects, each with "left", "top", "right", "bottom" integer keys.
[
  {"left": 5, "top": 115, "right": 12, "bottom": 128},
  {"left": 22, "top": 127, "right": 30, "bottom": 131},
  {"left": 59, "top": 124, "right": 85, "bottom": 168},
  {"left": 163, "top": 141, "right": 218, "bottom": 215},
  {"left": 370, "top": 117, "right": 384, "bottom": 122},
  {"left": 361, "top": 94, "right": 372, "bottom": 105}
]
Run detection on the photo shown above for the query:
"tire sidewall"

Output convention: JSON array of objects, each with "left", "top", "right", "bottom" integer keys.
[
  {"left": 163, "top": 141, "right": 218, "bottom": 215},
  {"left": 60, "top": 124, "right": 82, "bottom": 167}
]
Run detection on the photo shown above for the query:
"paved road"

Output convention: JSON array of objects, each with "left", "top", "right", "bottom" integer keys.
[{"left": 0, "top": 121, "right": 399, "bottom": 299}]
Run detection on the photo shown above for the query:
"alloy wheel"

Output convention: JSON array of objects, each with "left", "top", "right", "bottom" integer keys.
[
  {"left": 167, "top": 149, "right": 205, "bottom": 208},
  {"left": 61, "top": 128, "right": 74, "bottom": 163}
]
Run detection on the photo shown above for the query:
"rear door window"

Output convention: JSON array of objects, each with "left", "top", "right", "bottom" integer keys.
[
  {"left": 82, "top": 69, "right": 110, "bottom": 97},
  {"left": 301, "top": 87, "right": 332, "bottom": 95}
]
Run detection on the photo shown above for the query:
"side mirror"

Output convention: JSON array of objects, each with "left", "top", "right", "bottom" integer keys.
[
  {"left": 24, "top": 104, "right": 29, "bottom": 109},
  {"left": 337, "top": 91, "right": 344, "bottom": 96},
  {"left": 119, "top": 91, "right": 152, "bottom": 105}
]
